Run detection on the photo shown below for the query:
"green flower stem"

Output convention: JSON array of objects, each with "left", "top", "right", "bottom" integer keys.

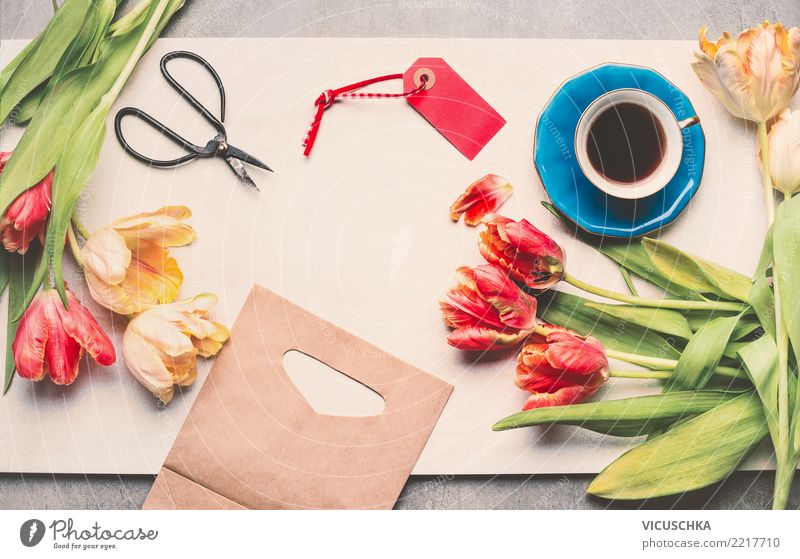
[
  {"left": 609, "top": 369, "right": 671, "bottom": 380},
  {"left": 71, "top": 214, "right": 90, "bottom": 240},
  {"left": 773, "top": 454, "right": 795, "bottom": 511},
  {"left": 606, "top": 348, "right": 747, "bottom": 381},
  {"left": 760, "top": 121, "right": 791, "bottom": 509},
  {"left": 758, "top": 121, "right": 776, "bottom": 224},
  {"left": 562, "top": 272, "right": 747, "bottom": 312},
  {"left": 66, "top": 224, "right": 82, "bottom": 267}
]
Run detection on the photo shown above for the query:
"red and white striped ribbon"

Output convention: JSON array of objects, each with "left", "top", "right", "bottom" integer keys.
[{"left": 302, "top": 73, "right": 427, "bottom": 156}]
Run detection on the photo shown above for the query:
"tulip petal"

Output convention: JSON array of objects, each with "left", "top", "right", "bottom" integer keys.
[
  {"left": 122, "top": 330, "right": 177, "bottom": 404},
  {"left": 131, "top": 312, "right": 195, "bottom": 357},
  {"left": 81, "top": 228, "right": 132, "bottom": 286},
  {"left": 57, "top": 291, "right": 117, "bottom": 367},
  {"left": 767, "top": 107, "right": 800, "bottom": 195},
  {"left": 522, "top": 384, "right": 600, "bottom": 411},
  {"left": 120, "top": 241, "right": 183, "bottom": 310},
  {"left": 12, "top": 295, "right": 50, "bottom": 381},
  {"left": 447, "top": 326, "right": 529, "bottom": 351},
  {"left": 1, "top": 170, "right": 53, "bottom": 254},
  {"left": 450, "top": 174, "right": 512, "bottom": 226},
  {"left": 5, "top": 172, "right": 53, "bottom": 230},
  {"left": 744, "top": 23, "right": 790, "bottom": 120},
  {"left": 473, "top": 264, "right": 537, "bottom": 330},
  {"left": 544, "top": 332, "right": 609, "bottom": 377},
  {"left": 113, "top": 206, "right": 196, "bottom": 247},
  {"left": 45, "top": 323, "right": 83, "bottom": 386},
  {"left": 692, "top": 49, "right": 753, "bottom": 120},
  {"left": 84, "top": 269, "right": 138, "bottom": 316}
]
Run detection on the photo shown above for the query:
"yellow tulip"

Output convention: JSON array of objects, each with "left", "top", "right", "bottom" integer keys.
[
  {"left": 766, "top": 108, "right": 800, "bottom": 196},
  {"left": 80, "top": 206, "right": 196, "bottom": 316},
  {"left": 692, "top": 21, "right": 800, "bottom": 122},
  {"left": 122, "top": 293, "right": 229, "bottom": 404}
]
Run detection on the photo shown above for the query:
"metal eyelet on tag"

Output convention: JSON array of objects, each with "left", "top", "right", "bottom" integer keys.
[{"left": 413, "top": 68, "right": 435, "bottom": 90}]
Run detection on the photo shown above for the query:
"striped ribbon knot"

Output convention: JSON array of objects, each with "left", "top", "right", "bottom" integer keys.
[{"left": 302, "top": 73, "right": 427, "bottom": 156}]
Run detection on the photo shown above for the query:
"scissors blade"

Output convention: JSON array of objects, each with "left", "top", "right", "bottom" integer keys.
[
  {"left": 225, "top": 144, "right": 273, "bottom": 172},
  {"left": 225, "top": 157, "right": 260, "bottom": 191}
]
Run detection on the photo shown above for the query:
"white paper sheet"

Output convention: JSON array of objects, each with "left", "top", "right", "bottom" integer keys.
[{"left": 0, "top": 37, "right": 792, "bottom": 475}]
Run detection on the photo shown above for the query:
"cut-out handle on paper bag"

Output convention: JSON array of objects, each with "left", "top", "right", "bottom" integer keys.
[{"left": 282, "top": 350, "right": 385, "bottom": 417}]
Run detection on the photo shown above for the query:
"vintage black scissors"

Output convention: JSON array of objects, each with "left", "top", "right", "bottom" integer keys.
[{"left": 114, "top": 50, "right": 271, "bottom": 191}]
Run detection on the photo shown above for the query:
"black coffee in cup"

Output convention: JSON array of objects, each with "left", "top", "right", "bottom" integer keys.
[{"left": 585, "top": 102, "right": 666, "bottom": 184}]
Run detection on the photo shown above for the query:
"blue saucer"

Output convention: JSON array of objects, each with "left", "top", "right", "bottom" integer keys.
[{"left": 534, "top": 63, "right": 705, "bottom": 238}]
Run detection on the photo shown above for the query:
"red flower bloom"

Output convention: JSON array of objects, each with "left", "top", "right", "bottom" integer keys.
[
  {"left": 440, "top": 263, "right": 537, "bottom": 351},
  {"left": 515, "top": 326, "right": 608, "bottom": 410},
  {"left": 0, "top": 151, "right": 53, "bottom": 254},
  {"left": 13, "top": 289, "right": 116, "bottom": 386},
  {"left": 450, "top": 174, "right": 513, "bottom": 226},
  {"left": 478, "top": 215, "right": 565, "bottom": 290}
]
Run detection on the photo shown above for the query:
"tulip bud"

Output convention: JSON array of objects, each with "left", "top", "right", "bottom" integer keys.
[
  {"left": 0, "top": 151, "right": 53, "bottom": 255},
  {"left": 515, "top": 326, "right": 608, "bottom": 410},
  {"left": 13, "top": 289, "right": 116, "bottom": 385},
  {"left": 478, "top": 215, "right": 565, "bottom": 290},
  {"left": 692, "top": 22, "right": 800, "bottom": 123},
  {"left": 766, "top": 108, "right": 800, "bottom": 197},
  {"left": 440, "top": 264, "right": 537, "bottom": 351},
  {"left": 80, "top": 206, "right": 196, "bottom": 315},
  {"left": 122, "top": 293, "right": 229, "bottom": 404}
]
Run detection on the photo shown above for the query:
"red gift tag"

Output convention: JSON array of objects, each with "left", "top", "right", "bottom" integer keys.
[
  {"left": 403, "top": 57, "right": 506, "bottom": 160},
  {"left": 302, "top": 57, "right": 505, "bottom": 160}
]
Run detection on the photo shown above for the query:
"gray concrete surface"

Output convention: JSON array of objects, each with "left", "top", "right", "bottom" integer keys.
[{"left": 1, "top": 0, "right": 799, "bottom": 510}]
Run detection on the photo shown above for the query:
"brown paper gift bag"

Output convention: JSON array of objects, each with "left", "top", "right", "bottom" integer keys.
[{"left": 143, "top": 285, "right": 453, "bottom": 509}]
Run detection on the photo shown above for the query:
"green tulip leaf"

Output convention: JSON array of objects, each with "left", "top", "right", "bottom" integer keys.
[
  {"left": 642, "top": 237, "right": 752, "bottom": 303},
  {"left": 48, "top": 106, "right": 109, "bottom": 306},
  {"left": 619, "top": 267, "right": 638, "bottom": 295},
  {"left": 587, "top": 392, "right": 767, "bottom": 500},
  {"left": 585, "top": 302, "right": 694, "bottom": 340},
  {"left": 730, "top": 316, "right": 763, "bottom": 341},
  {"left": 492, "top": 390, "right": 741, "bottom": 436},
  {"left": 749, "top": 275, "right": 775, "bottom": 339},
  {"left": 664, "top": 314, "right": 742, "bottom": 391},
  {"left": 722, "top": 341, "right": 750, "bottom": 360},
  {"left": 0, "top": 0, "right": 184, "bottom": 221},
  {"left": 750, "top": 223, "right": 776, "bottom": 338},
  {"left": 598, "top": 241, "right": 698, "bottom": 299},
  {"left": 737, "top": 335, "right": 779, "bottom": 446},
  {"left": 0, "top": 0, "right": 93, "bottom": 123},
  {"left": 0, "top": 250, "right": 9, "bottom": 297},
  {"left": 539, "top": 201, "right": 695, "bottom": 298},
  {"left": 4, "top": 248, "right": 41, "bottom": 394},
  {"left": 773, "top": 194, "right": 800, "bottom": 372},
  {"left": 538, "top": 290, "right": 680, "bottom": 360}
]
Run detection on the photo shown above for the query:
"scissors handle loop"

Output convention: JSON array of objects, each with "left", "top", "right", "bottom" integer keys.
[
  {"left": 114, "top": 107, "right": 209, "bottom": 167},
  {"left": 114, "top": 51, "right": 227, "bottom": 168},
  {"left": 161, "top": 50, "right": 227, "bottom": 130}
]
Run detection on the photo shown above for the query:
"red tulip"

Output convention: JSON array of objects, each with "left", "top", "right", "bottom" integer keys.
[
  {"left": 13, "top": 289, "right": 116, "bottom": 386},
  {"left": 440, "top": 264, "right": 537, "bottom": 351},
  {"left": 0, "top": 152, "right": 53, "bottom": 254},
  {"left": 515, "top": 326, "right": 608, "bottom": 410},
  {"left": 450, "top": 174, "right": 513, "bottom": 226},
  {"left": 478, "top": 215, "right": 565, "bottom": 290}
]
